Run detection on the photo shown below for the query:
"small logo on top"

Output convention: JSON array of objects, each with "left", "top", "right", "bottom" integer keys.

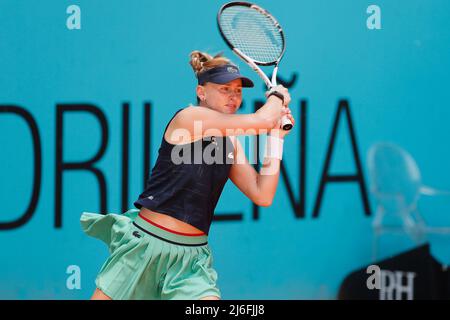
[{"left": 132, "top": 231, "right": 142, "bottom": 238}]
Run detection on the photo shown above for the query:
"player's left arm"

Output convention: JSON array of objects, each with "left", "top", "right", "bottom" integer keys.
[
  {"left": 229, "top": 134, "right": 287, "bottom": 207},
  {"left": 229, "top": 107, "right": 294, "bottom": 206}
]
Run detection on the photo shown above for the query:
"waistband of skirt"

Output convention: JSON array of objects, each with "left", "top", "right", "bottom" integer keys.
[{"left": 133, "top": 213, "right": 208, "bottom": 246}]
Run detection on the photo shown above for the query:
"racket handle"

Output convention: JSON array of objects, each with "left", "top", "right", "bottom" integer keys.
[
  {"left": 281, "top": 114, "right": 293, "bottom": 131},
  {"left": 268, "top": 87, "right": 293, "bottom": 130}
]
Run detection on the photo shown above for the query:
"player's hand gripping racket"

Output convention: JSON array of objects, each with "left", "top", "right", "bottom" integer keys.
[{"left": 217, "top": 1, "right": 293, "bottom": 130}]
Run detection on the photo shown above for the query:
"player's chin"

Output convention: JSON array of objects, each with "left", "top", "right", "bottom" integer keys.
[{"left": 222, "top": 104, "right": 238, "bottom": 114}]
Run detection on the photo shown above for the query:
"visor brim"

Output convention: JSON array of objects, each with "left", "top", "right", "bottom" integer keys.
[{"left": 205, "top": 74, "right": 254, "bottom": 88}]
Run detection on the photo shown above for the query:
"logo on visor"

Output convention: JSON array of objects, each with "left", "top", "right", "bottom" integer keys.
[{"left": 227, "top": 67, "right": 238, "bottom": 73}]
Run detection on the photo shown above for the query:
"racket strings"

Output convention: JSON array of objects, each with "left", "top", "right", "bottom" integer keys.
[
  {"left": 220, "top": 11, "right": 281, "bottom": 61},
  {"left": 219, "top": 6, "right": 284, "bottom": 63}
]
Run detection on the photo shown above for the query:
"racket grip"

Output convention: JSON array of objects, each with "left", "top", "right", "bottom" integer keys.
[{"left": 281, "top": 114, "right": 293, "bottom": 131}]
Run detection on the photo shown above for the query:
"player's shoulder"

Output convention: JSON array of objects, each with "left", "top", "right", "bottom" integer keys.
[
  {"left": 174, "top": 105, "right": 217, "bottom": 122},
  {"left": 171, "top": 105, "right": 195, "bottom": 122}
]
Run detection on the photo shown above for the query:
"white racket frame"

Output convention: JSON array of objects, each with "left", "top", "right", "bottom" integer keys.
[{"left": 218, "top": 2, "right": 292, "bottom": 130}]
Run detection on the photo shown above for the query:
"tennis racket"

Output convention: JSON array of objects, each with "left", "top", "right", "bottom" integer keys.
[{"left": 217, "top": 1, "right": 292, "bottom": 130}]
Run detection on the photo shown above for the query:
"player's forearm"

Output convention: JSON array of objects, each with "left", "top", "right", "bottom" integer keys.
[
  {"left": 255, "top": 158, "right": 281, "bottom": 207},
  {"left": 254, "top": 132, "right": 285, "bottom": 206}
]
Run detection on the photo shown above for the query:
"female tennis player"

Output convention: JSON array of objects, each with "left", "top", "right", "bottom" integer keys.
[{"left": 80, "top": 51, "right": 294, "bottom": 300}]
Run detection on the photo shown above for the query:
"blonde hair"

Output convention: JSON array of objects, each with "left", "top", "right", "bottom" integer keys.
[{"left": 189, "top": 51, "right": 230, "bottom": 76}]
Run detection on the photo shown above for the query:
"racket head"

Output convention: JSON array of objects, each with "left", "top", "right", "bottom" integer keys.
[{"left": 217, "top": 1, "right": 286, "bottom": 66}]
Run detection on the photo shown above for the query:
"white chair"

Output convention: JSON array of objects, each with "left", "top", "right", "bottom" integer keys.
[{"left": 367, "top": 142, "right": 450, "bottom": 261}]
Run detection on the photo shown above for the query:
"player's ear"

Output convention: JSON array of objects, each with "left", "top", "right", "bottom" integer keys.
[{"left": 197, "top": 85, "right": 206, "bottom": 102}]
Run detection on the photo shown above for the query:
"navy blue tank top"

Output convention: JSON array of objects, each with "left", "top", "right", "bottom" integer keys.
[{"left": 134, "top": 108, "right": 235, "bottom": 234}]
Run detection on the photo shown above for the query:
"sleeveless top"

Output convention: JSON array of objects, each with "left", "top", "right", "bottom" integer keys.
[{"left": 133, "top": 108, "right": 235, "bottom": 234}]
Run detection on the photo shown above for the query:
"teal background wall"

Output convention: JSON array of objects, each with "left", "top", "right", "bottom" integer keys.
[{"left": 0, "top": 0, "right": 449, "bottom": 299}]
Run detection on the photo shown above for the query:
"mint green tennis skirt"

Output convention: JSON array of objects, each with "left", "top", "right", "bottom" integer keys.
[{"left": 80, "top": 208, "right": 220, "bottom": 300}]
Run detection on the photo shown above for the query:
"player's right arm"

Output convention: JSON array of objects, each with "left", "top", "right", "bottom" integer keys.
[{"left": 173, "top": 85, "right": 290, "bottom": 138}]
